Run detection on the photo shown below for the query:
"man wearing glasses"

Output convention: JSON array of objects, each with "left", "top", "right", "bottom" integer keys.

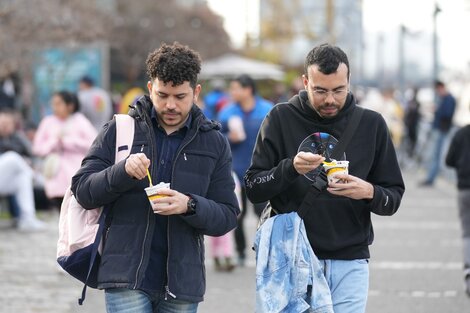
[{"left": 245, "top": 44, "right": 405, "bottom": 313}]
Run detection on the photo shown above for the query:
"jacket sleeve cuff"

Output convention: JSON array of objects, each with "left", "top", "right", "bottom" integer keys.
[
  {"left": 368, "top": 184, "right": 386, "bottom": 210},
  {"left": 109, "top": 159, "right": 139, "bottom": 192},
  {"left": 179, "top": 194, "right": 205, "bottom": 224},
  {"left": 285, "top": 158, "right": 301, "bottom": 182}
]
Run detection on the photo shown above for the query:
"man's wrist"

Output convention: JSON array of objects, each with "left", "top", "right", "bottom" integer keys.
[
  {"left": 366, "top": 183, "right": 375, "bottom": 200},
  {"left": 184, "top": 194, "right": 197, "bottom": 215}
]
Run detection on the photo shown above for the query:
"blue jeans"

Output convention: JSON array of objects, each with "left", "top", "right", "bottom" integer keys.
[
  {"left": 320, "top": 259, "right": 369, "bottom": 313},
  {"left": 425, "top": 129, "right": 448, "bottom": 184},
  {"left": 105, "top": 288, "right": 198, "bottom": 313},
  {"left": 7, "top": 195, "right": 20, "bottom": 218}
]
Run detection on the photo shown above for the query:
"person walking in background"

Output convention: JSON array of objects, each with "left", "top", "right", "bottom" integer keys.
[
  {"left": 218, "top": 74, "right": 273, "bottom": 266},
  {"left": 77, "top": 76, "right": 113, "bottom": 131},
  {"left": 0, "top": 151, "right": 46, "bottom": 232},
  {"left": 0, "top": 108, "right": 32, "bottom": 158},
  {"left": 0, "top": 109, "right": 52, "bottom": 215},
  {"left": 420, "top": 80, "right": 456, "bottom": 186},
  {"left": 445, "top": 113, "right": 470, "bottom": 297},
  {"left": 32, "top": 91, "right": 97, "bottom": 208},
  {"left": 207, "top": 172, "right": 241, "bottom": 273},
  {"left": 72, "top": 42, "right": 239, "bottom": 313},
  {"left": 0, "top": 108, "right": 32, "bottom": 222},
  {"left": 404, "top": 87, "right": 421, "bottom": 159},
  {"left": 380, "top": 89, "right": 404, "bottom": 148},
  {"left": 361, "top": 88, "right": 404, "bottom": 148},
  {"left": 245, "top": 44, "right": 404, "bottom": 312},
  {"left": 0, "top": 73, "right": 17, "bottom": 110},
  {"left": 207, "top": 229, "right": 236, "bottom": 272},
  {"left": 202, "top": 78, "right": 229, "bottom": 120},
  {"left": 0, "top": 108, "right": 46, "bottom": 231}
]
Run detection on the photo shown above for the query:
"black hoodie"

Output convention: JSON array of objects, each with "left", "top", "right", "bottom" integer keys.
[
  {"left": 245, "top": 90, "right": 405, "bottom": 259},
  {"left": 446, "top": 125, "right": 470, "bottom": 189}
]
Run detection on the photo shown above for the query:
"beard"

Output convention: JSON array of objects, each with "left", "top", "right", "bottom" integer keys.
[
  {"left": 160, "top": 109, "right": 183, "bottom": 125},
  {"left": 309, "top": 98, "right": 341, "bottom": 118}
]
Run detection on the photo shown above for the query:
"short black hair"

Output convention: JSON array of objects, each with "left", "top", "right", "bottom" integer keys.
[
  {"left": 54, "top": 90, "right": 80, "bottom": 113},
  {"left": 304, "top": 43, "right": 350, "bottom": 78},
  {"left": 80, "top": 76, "right": 95, "bottom": 86},
  {"left": 146, "top": 42, "right": 201, "bottom": 89},
  {"left": 233, "top": 74, "right": 257, "bottom": 95},
  {"left": 434, "top": 80, "right": 445, "bottom": 88}
]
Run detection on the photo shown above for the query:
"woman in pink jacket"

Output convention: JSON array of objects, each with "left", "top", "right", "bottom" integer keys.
[{"left": 33, "top": 91, "right": 98, "bottom": 207}]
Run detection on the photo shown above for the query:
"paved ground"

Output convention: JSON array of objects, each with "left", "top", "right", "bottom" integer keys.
[{"left": 1, "top": 168, "right": 469, "bottom": 312}]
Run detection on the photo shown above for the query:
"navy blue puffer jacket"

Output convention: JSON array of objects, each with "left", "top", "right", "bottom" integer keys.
[{"left": 71, "top": 96, "right": 240, "bottom": 302}]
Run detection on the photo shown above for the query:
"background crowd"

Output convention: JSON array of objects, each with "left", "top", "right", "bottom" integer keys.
[{"left": 1, "top": 66, "right": 464, "bottom": 265}]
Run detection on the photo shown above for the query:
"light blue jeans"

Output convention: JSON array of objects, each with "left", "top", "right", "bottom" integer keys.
[
  {"left": 319, "top": 259, "right": 369, "bottom": 313},
  {"left": 425, "top": 129, "right": 448, "bottom": 184},
  {"left": 105, "top": 288, "right": 198, "bottom": 313}
]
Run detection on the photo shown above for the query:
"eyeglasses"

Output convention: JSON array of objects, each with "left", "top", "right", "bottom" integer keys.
[{"left": 312, "top": 88, "right": 349, "bottom": 100}]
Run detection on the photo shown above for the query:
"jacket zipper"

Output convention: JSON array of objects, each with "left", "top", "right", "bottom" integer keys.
[
  {"left": 134, "top": 209, "right": 151, "bottom": 289},
  {"left": 133, "top": 116, "right": 155, "bottom": 289},
  {"left": 165, "top": 120, "right": 201, "bottom": 299},
  {"left": 165, "top": 285, "right": 176, "bottom": 300},
  {"left": 164, "top": 219, "right": 176, "bottom": 300},
  {"left": 105, "top": 226, "right": 110, "bottom": 242}
]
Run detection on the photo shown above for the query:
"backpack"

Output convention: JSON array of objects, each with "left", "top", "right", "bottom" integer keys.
[{"left": 56, "top": 114, "right": 135, "bottom": 305}]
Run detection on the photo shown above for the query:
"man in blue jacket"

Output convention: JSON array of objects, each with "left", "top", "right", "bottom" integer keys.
[
  {"left": 420, "top": 80, "right": 456, "bottom": 186},
  {"left": 72, "top": 42, "right": 240, "bottom": 313},
  {"left": 218, "top": 74, "right": 273, "bottom": 266}
]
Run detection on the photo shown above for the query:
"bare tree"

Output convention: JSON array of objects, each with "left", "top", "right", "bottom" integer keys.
[
  {"left": 0, "top": 0, "right": 111, "bottom": 76},
  {"left": 110, "top": 0, "right": 232, "bottom": 84},
  {"left": 0, "top": 0, "right": 232, "bottom": 86}
]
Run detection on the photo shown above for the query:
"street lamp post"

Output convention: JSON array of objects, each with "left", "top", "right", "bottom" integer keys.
[
  {"left": 398, "top": 24, "right": 406, "bottom": 102},
  {"left": 432, "top": 2, "right": 441, "bottom": 85},
  {"left": 376, "top": 33, "right": 384, "bottom": 87}
]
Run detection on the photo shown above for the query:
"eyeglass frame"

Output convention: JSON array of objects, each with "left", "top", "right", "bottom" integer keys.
[{"left": 311, "top": 87, "right": 349, "bottom": 100}]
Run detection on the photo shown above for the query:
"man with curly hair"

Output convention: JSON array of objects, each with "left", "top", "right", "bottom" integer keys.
[{"left": 72, "top": 42, "right": 240, "bottom": 313}]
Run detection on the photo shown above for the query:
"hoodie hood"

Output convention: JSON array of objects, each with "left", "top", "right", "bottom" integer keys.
[{"left": 129, "top": 95, "right": 220, "bottom": 132}]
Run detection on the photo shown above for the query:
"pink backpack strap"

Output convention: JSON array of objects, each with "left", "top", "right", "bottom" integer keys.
[{"left": 114, "top": 114, "right": 135, "bottom": 162}]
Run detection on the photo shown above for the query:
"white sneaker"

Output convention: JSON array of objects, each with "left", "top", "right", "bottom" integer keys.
[{"left": 17, "top": 218, "right": 47, "bottom": 232}]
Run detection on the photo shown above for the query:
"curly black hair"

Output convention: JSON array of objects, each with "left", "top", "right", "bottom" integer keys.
[
  {"left": 304, "top": 43, "right": 350, "bottom": 79},
  {"left": 146, "top": 42, "right": 201, "bottom": 89}
]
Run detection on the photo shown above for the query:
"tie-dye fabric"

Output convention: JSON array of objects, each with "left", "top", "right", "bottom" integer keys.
[{"left": 254, "top": 212, "right": 333, "bottom": 313}]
